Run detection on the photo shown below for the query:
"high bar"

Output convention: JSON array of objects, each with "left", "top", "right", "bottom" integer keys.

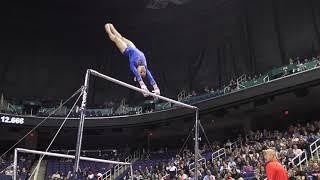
[
  {"left": 88, "top": 69, "right": 198, "bottom": 110},
  {"left": 16, "top": 148, "right": 131, "bottom": 165}
]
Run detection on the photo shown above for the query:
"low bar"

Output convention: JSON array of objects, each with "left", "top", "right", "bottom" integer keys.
[
  {"left": 89, "top": 69, "right": 197, "bottom": 110},
  {"left": 16, "top": 148, "right": 131, "bottom": 165}
]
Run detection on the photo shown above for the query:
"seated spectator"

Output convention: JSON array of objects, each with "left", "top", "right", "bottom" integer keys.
[
  {"left": 296, "top": 60, "right": 306, "bottom": 71},
  {"left": 191, "top": 91, "right": 197, "bottom": 96},
  {"left": 230, "top": 167, "right": 241, "bottom": 179},
  {"left": 178, "top": 169, "right": 188, "bottom": 180},
  {"left": 292, "top": 145, "right": 302, "bottom": 156},
  {"left": 242, "top": 161, "right": 253, "bottom": 173},
  {"left": 87, "top": 171, "right": 94, "bottom": 179},
  {"left": 204, "top": 86, "right": 210, "bottom": 93},
  {"left": 188, "top": 171, "right": 195, "bottom": 180},
  {"left": 227, "top": 157, "right": 236, "bottom": 169},
  {"left": 133, "top": 170, "right": 143, "bottom": 179},
  {"left": 289, "top": 58, "right": 294, "bottom": 65},
  {"left": 203, "top": 170, "right": 215, "bottom": 180},
  {"left": 282, "top": 68, "right": 289, "bottom": 77},
  {"left": 311, "top": 162, "right": 320, "bottom": 178},
  {"left": 51, "top": 171, "right": 61, "bottom": 179},
  {"left": 166, "top": 162, "right": 177, "bottom": 179},
  {"left": 229, "top": 79, "right": 237, "bottom": 90}
]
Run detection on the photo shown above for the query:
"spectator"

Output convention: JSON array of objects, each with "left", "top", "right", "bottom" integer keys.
[
  {"left": 188, "top": 171, "right": 195, "bottom": 180},
  {"left": 178, "top": 169, "right": 188, "bottom": 180},
  {"left": 51, "top": 171, "right": 61, "bottom": 179},
  {"left": 204, "top": 86, "right": 210, "bottom": 93},
  {"left": 296, "top": 60, "right": 306, "bottom": 71},
  {"left": 229, "top": 79, "right": 237, "bottom": 90},
  {"left": 263, "top": 149, "right": 288, "bottom": 180},
  {"left": 87, "top": 171, "right": 94, "bottom": 179},
  {"left": 311, "top": 162, "right": 320, "bottom": 177},
  {"left": 242, "top": 161, "right": 253, "bottom": 173},
  {"left": 230, "top": 167, "right": 241, "bottom": 179},
  {"left": 292, "top": 145, "right": 302, "bottom": 156},
  {"left": 282, "top": 68, "right": 289, "bottom": 77},
  {"left": 191, "top": 91, "right": 197, "bottom": 96},
  {"left": 166, "top": 162, "right": 177, "bottom": 179},
  {"left": 289, "top": 58, "right": 294, "bottom": 64},
  {"left": 203, "top": 170, "right": 215, "bottom": 180}
]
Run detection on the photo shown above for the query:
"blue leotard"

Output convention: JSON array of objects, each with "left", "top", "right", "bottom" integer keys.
[{"left": 123, "top": 46, "right": 156, "bottom": 85}]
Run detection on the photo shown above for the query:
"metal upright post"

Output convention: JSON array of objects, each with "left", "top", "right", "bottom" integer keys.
[
  {"left": 13, "top": 148, "right": 18, "bottom": 180},
  {"left": 194, "top": 109, "right": 199, "bottom": 180},
  {"left": 73, "top": 70, "right": 90, "bottom": 177},
  {"left": 130, "top": 164, "right": 134, "bottom": 180}
]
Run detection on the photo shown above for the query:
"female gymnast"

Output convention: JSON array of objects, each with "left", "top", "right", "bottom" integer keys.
[{"left": 105, "top": 23, "right": 160, "bottom": 97}]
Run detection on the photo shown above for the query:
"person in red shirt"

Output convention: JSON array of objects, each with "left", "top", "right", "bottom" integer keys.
[{"left": 263, "top": 149, "right": 289, "bottom": 180}]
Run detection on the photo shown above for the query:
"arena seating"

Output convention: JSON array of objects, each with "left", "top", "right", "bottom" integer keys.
[
  {"left": 1, "top": 120, "right": 320, "bottom": 179},
  {"left": 179, "top": 57, "right": 320, "bottom": 105},
  {"left": 46, "top": 159, "right": 110, "bottom": 179},
  {"left": 0, "top": 155, "right": 33, "bottom": 180},
  {"left": 114, "top": 120, "right": 320, "bottom": 179}
]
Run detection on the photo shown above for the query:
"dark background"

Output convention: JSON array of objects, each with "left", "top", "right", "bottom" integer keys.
[{"left": 1, "top": 0, "right": 320, "bottom": 105}]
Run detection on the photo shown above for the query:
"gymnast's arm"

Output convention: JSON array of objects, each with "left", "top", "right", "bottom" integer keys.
[
  {"left": 129, "top": 63, "right": 149, "bottom": 97},
  {"left": 146, "top": 69, "right": 160, "bottom": 95},
  {"left": 129, "top": 63, "right": 142, "bottom": 83}
]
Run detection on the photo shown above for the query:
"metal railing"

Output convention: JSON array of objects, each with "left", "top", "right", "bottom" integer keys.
[
  {"left": 178, "top": 90, "right": 187, "bottom": 101},
  {"left": 289, "top": 150, "right": 308, "bottom": 171},
  {"left": 189, "top": 158, "right": 206, "bottom": 172},
  {"left": 310, "top": 138, "right": 320, "bottom": 160},
  {"left": 133, "top": 150, "right": 140, "bottom": 159},
  {"left": 224, "top": 86, "right": 231, "bottom": 94},
  {"left": 226, "top": 139, "right": 242, "bottom": 151},
  {"left": 211, "top": 148, "right": 226, "bottom": 161},
  {"left": 237, "top": 74, "right": 247, "bottom": 84},
  {"left": 136, "top": 106, "right": 142, "bottom": 114},
  {"left": 263, "top": 75, "right": 270, "bottom": 82},
  {"left": 7, "top": 103, "right": 18, "bottom": 114},
  {"left": 102, "top": 149, "right": 140, "bottom": 180},
  {"left": 102, "top": 169, "right": 112, "bottom": 180}
]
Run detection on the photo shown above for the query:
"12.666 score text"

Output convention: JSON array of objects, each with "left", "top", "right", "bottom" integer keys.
[{"left": 1, "top": 116, "right": 24, "bottom": 124}]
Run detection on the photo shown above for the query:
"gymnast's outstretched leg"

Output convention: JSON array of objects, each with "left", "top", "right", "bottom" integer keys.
[
  {"left": 108, "top": 24, "right": 136, "bottom": 48},
  {"left": 105, "top": 24, "right": 127, "bottom": 54}
]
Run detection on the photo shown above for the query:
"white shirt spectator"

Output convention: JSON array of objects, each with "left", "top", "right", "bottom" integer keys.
[
  {"left": 88, "top": 173, "right": 94, "bottom": 179},
  {"left": 293, "top": 148, "right": 302, "bottom": 156},
  {"left": 51, "top": 172, "right": 61, "bottom": 179},
  {"left": 203, "top": 175, "right": 215, "bottom": 180},
  {"left": 228, "top": 161, "right": 236, "bottom": 169},
  {"left": 179, "top": 173, "right": 188, "bottom": 179},
  {"left": 166, "top": 165, "right": 177, "bottom": 172}
]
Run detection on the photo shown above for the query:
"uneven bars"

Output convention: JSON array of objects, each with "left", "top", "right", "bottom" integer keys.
[
  {"left": 89, "top": 69, "right": 197, "bottom": 110},
  {"left": 15, "top": 148, "right": 131, "bottom": 165}
]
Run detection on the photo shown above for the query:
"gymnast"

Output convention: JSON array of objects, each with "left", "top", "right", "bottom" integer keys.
[{"left": 105, "top": 23, "right": 160, "bottom": 97}]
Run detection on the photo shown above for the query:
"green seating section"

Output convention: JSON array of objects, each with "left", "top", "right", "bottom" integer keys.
[
  {"left": 239, "top": 75, "right": 267, "bottom": 89},
  {"left": 239, "top": 60, "right": 319, "bottom": 89},
  {"left": 155, "top": 102, "right": 170, "bottom": 110},
  {"left": 305, "top": 60, "right": 318, "bottom": 69},
  {"left": 178, "top": 59, "right": 319, "bottom": 106}
]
